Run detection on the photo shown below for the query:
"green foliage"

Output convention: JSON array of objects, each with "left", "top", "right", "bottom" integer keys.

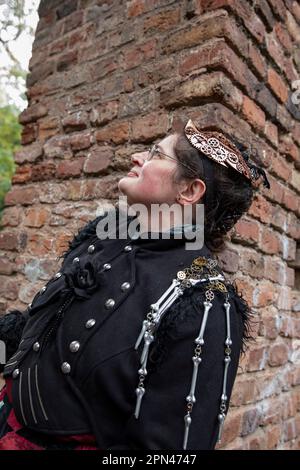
[{"left": 0, "top": 104, "right": 20, "bottom": 218}]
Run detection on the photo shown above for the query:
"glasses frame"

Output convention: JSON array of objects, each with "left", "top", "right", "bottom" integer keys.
[{"left": 147, "top": 144, "right": 195, "bottom": 173}]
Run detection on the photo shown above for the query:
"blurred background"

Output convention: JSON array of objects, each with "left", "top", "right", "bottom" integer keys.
[{"left": 0, "top": 0, "right": 39, "bottom": 220}]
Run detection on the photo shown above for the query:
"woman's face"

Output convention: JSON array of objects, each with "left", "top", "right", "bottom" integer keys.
[{"left": 118, "top": 134, "right": 180, "bottom": 206}]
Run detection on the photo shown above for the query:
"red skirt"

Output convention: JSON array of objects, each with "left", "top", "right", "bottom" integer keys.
[{"left": 0, "top": 379, "right": 98, "bottom": 450}]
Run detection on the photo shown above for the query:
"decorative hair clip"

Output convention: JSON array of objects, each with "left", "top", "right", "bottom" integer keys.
[{"left": 184, "top": 119, "right": 270, "bottom": 189}]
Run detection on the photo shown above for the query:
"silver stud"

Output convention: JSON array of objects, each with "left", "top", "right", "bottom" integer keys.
[
  {"left": 124, "top": 245, "right": 132, "bottom": 252},
  {"left": 85, "top": 319, "right": 96, "bottom": 329},
  {"left": 69, "top": 341, "right": 80, "bottom": 353},
  {"left": 88, "top": 244, "right": 95, "bottom": 254},
  {"left": 33, "top": 342, "right": 40, "bottom": 352},
  {"left": 61, "top": 362, "right": 71, "bottom": 374},
  {"left": 28, "top": 302, "right": 32, "bottom": 309},
  {"left": 12, "top": 369, "right": 20, "bottom": 379},
  {"left": 72, "top": 257, "right": 80, "bottom": 264},
  {"left": 55, "top": 272, "right": 62, "bottom": 279},
  {"left": 121, "top": 282, "right": 131, "bottom": 291},
  {"left": 103, "top": 263, "right": 111, "bottom": 270},
  {"left": 105, "top": 298, "right": 115, "bottom": 309},
  {"left": 40, "top": 286, "right": 47, "bottom": 294}
]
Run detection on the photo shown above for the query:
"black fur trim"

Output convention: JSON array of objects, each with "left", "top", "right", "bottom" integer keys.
[
  {"left": 146, "top": 281, "right": 256, "bottom": 373},
  {"left": 0, "top": 310, "right": 28, "bottom": 371}
]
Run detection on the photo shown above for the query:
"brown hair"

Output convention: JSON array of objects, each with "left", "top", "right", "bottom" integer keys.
[{"left": 173, "top": 130, "right": 258, "bottom": 252}]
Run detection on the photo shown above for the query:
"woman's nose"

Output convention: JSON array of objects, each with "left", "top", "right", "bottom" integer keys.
[{"left": 131, "top": 152, "right": 147, "bottom": 166}]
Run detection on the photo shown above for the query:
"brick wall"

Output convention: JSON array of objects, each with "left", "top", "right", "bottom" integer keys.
[{"left": 0, "top": 0, "right": 300, "bottom": 450}]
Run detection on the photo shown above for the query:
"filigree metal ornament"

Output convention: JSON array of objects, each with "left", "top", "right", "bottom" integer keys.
[{"left": 184, "top": 119, "right": 269, "bottom": 189}]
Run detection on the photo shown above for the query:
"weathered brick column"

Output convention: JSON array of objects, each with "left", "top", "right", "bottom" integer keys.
[{"left": 0, "top": 0, "right": 300, "bottom": 450}]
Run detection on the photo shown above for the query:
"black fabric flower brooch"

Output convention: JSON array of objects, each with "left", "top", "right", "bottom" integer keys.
[{"left": 63, "top": 259, "right": 102, "bottom": 300}]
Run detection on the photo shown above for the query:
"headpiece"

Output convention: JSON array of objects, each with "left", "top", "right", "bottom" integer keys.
[{"left": 184, "top": 119, "right": 270, "bottom": 189}]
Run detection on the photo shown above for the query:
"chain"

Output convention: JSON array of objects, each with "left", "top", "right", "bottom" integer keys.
[{"left": 176, "top": 256, "right": 228, "bottom": 295}]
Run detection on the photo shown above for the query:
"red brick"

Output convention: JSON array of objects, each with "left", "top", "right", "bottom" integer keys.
[
  {"left": 27, "top": 233, "right": 53, "bottom": 256},
  {"left": 127, "top": 0, "right": 145, "bottom": 18},
  {"left": 248, "top": 42, "right": 267, "bottom": 79},
  {"left": 131, "top": 112, "right": 169, "bottom": 143},
  {"left": 230, "top": 377, "right": 257, "bottom": 406},
  {"left": 95, "top": 122, "right": 130, "bottom": 145},
  {"left": 268, "top": 0, "right": 287, "bottom": 21},
  {"left": 259, "top": 308, "right": 279, "bottom": 340},
  {"left": 90, "top": 56, "right": 118, "bottom": 81},
  {"left": 24, "top": 207, "right": 50, "bottom": 228},
  {"left": 160, "top": 72, "right": 243, "bottom": 111},
  {"left": 216, "top": 409, "right": 243, "bottom": 446},
  {"left": 90, "top": 101, "right": 119, "bottom": 128},
  {"left": 179, "top": 40, "right": 259, "bottom": 100},
  {"left": 262, "top": 174, "right": 284, "bottom": 204},
  {"left": 232, "top": 218, "right": 260, "bottom": 245},
  {"left": 56, "top": 157, "right": 84, "bottom": 179},
  {"left": 0, "top": 257, "right": 14, "bottom": 275},
  {"left": 56, "top": 49, "right": 78, "bottom": 72},
  {"left": 267, "top": 68, "right": 289, "bottom": 103},
  {"left": 62, "top": 111, "right": 88, "bottom": 133},
  {"left": 19, "top": 103, "right": 48, "bottom": 124},
  {"left": 248, "top": 194, "right": 272, "bottom": 224},
  {"left": 242, "top": 96, "right": 266, "bottom": 130},
  {"left": 241, "top": 407, "right": 262, "bottom": 436},
  {"left": 0, "top": 232, "right": 18, "bottom": 251},
  {"left": 253, "top": 280, "right": 278, "bottom": 307},
  {"left": 121, "top": 39, "right": 156, "bottom": 70},
  {"left": 31, "top": 162, "right": 56, "bottom": 182},
  {"left": 163, "top": 11, "right": 247, "bottom": 57},
  {"left": 274, "top": 22, "right": 293, "bottom": 53},
  {"left": 283, "top": 419, "right": 297, "bottom": 442},
  {"left": 143, "top": 8, "right": 180, "bottom": 34},
  {"left": 0, "top": 207, "right": 22, "bottom": 227},
  {"left": 21, "top": 123, "right": 37, "bottom": 145},
  {"left": 266, "top": 425, "right": 281, "bottom": 449},
  {"left": 263, "top": 258, "right": 285, "bottom": 284},
  {"left": 248, "top": 430, "right": 267, "bottom": 450},
  {"left": 49, "top": 37, "right": 68, "bottom": 56},
  {"left": 266, "top": 34, "right": 287, "bottom": 76},
  {"left": 0, "top": 276, "right": 19, "bottom": 300},
  {"left": 247, "top": 344, "right": 268, "bottom": 372},
  {"left": 69, "top": 131, "right": 92, "bottom": 151},
  {"left": 264, "top": 121, "right": 278, "bottom": 147},
  {"left": 279, "top": 136, "right": 299, "bottom": 163},
  {"left": 64, "top": 10, "right": 84, "bottom": 34},
  {"left": 38, "top": 116, "right": 60, "bottom": 141},
  {"left": 282, "top": 187, "right": 298, "bottom": 212},
  {"left": 83, "top": 147, "right": 113, "bottom": 175},
  {"left": 12, "top": 165, "right": 32, "bottom": 184},
  {"left": 14, "top": 142, "right": 43, "bottom": 164},
  {"left": 4, "top": 187, "right": 39, "bottom": 206},
  {"left": 260, "top": 227, "right": 281, "bottom": 254},
  {"left": 238, "top": 249, "right": 264, "bottom": 278},
  {"left": 216, "top": 247, "right": 239, "bottom": 273},
  {"left": 270, "top": 154, "right": 292, "bottom": 183}
]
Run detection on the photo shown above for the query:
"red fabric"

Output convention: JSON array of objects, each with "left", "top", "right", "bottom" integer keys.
[
  {"left": 0, "top": 379, "right": 99, "bottom": 451},
  {"left": 0, "top": 431, "right": 43, "bottom": 450}
]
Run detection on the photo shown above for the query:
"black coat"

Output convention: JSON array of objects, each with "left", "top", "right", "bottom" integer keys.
[{"left": 0, "top": 211, "right": 252, "bottom": 450}]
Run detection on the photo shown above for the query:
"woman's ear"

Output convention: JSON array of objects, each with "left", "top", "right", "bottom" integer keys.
[{"left": 177, "top": 179, "right": 206, "bottom": 205}]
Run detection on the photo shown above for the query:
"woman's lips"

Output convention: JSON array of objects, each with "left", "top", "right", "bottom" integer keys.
[{"left": 127, "top": 171, "right": 139, "bottom": 177}]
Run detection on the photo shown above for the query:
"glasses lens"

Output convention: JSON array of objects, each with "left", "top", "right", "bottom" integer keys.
[{"left": 148, "top": 145, "right": 155, "bottom": 160}]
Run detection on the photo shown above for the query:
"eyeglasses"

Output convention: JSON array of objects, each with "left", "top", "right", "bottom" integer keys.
[{"left": 147, "top": 144, "right": 195, "bottom": 173}]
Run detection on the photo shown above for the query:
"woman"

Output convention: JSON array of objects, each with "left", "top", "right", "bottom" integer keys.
[{"left": 0, "top": 119, "right": 270, "bottom": 450}]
